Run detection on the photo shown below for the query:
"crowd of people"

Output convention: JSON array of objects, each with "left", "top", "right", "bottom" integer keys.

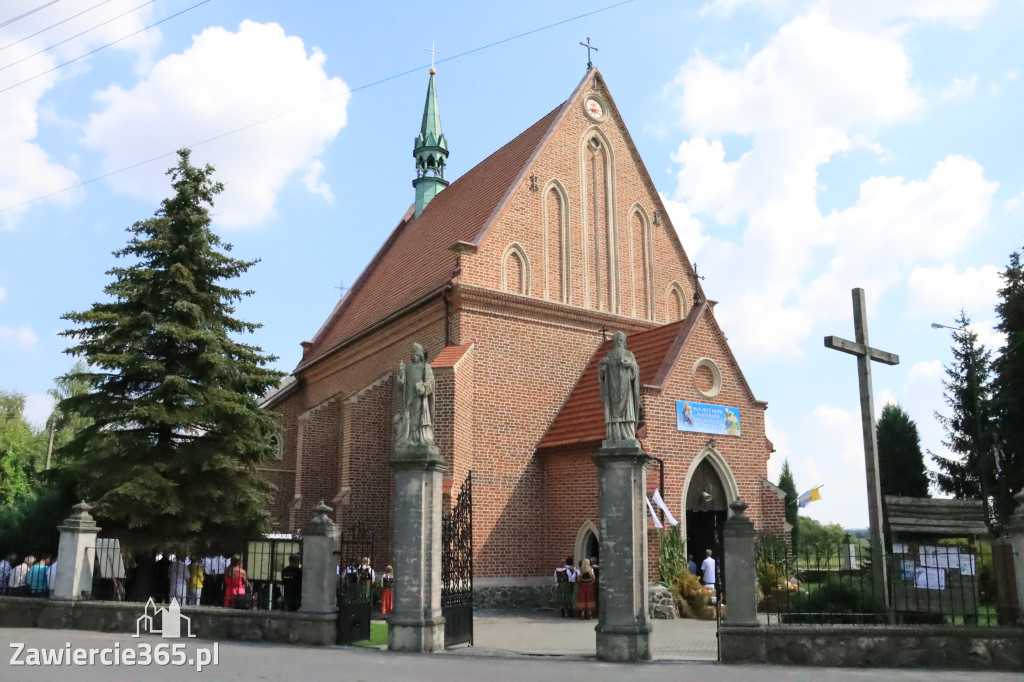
[
  {"left": 338, "top": 556, "right": 395, "bottom": 615},
  {"left": 553, "top": 556, "right": 600, "bottom": 620},
  {"left": 148, "top": 552, "right": 303, "bottom": 611},
  {"left": 0, "top": 553, "right": 58, "bottom": 597}
]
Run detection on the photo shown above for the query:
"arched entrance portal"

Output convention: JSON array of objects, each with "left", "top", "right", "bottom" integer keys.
[
  {"left": 685, "top": 459, "right": 727, "bottom": 574},
  {"left": 574, "top": 521, "right": 600, "bottom": 565}
]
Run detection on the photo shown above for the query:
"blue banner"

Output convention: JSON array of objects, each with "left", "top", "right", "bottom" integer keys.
[{"left": 676, "top": 400, "right": 741, "bottom": 437}]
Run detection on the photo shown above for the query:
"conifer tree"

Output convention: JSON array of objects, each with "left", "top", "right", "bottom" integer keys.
[
  {"left": 59, "top": 150, "right": 283, "bottom": 551},
  {"left": 931, "top": 310, "right": 994, "bottom": 520},
  {"left": 778, "top": 459, "right": 799, "bottom": 552},
  {"left": 876, "top": 403, "right": 929, "bottom": 498},
  {"left": 990, "top": 248, "right": 1024, "bottom": 529}
]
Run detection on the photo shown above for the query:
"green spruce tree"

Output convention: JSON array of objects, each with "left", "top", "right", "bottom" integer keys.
[
  {"left": 778, "top": 459, "right": 799, "bottom": 553},
  {"left": 876, "top": 402, "right": 930, "bottom": 498},
  {"left": 990, "top": 248, "right": 1024, "bottom": 530},
  {"left": 931, "top": 310, "right": 995, "bottom": 519},
  {"left": 59, "top": 150, "right": 283, "bottom": 551}
]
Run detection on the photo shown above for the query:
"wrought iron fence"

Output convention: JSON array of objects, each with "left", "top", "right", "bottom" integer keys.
[{"left": 755, "top": 536, "right": 1019, "bottom": 626}]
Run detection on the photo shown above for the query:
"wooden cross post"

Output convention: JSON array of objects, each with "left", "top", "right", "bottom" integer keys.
[{"left": 824, "top": 288, "right": 899, "bottom": 611}]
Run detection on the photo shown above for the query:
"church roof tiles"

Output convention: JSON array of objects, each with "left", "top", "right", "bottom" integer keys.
[
  {"left": 537, "top": 304, "right": 708, "bottom": 450},
  {"left": 298, "top": 102, "right": 566, "bottom": 370}
]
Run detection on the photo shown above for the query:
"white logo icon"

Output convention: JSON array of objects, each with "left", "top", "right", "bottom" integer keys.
[{"left": 134, "top": 598, "right": 196, "bottom": 639}]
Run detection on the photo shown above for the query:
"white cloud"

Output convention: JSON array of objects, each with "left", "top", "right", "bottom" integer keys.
[
  {"left": 673, "top": 12, "right": 919, "bottom": 137},
  {"left": 765, "top": 414, "right": 790, "bottom": 481},
  {"left": 302, "top": 160, "right": 334, "bottom": 202},
  {"left": 908, "top": 360, "right": 942, "bottom": 382},
  {"left": 22, "top": 393, "right": 54, "bottom": 429},
  {"left": 661, "top": 194, "right": 709, "bottom": 259},
  {"left": 1006, "top": 191, "right": 1024, "bottom": 210},
  {"left": 0, "top": 0, "right": 161, "bottom": 227},
  {"left": 0, "top": 325, "right": 39, "bottom": 350},
  {"left": 0, "top": 286, "right": 6, "bottom": 305},
  {"left": 792, "top": 404, "right": 870, "bottom": 525},
  {"left": 702, "top": 0, "right": 997, "bottom": 29},
  {"left": 84, "top": 21, "right": 350, "bottom": 228},
  {"left": 969, "top": 320, "right": 1007, "bottom": 350},
  {"left": 907, "top": 263, "right": 1002, "bottom": 318},
  {"left": 940, "top": 75, "right": 978, "bottom": 100}
]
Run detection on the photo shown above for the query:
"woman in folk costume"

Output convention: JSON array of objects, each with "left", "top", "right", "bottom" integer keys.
[
  {"left": 357, "top": 557, "right": 376, "bottom": 602},
  {"left": 554, "top": 557, "right": 576, "bottom": 618},
  {"left": 223, "top": 555, "right": 247, "bottom": 608},
  {"left": 576, "top": 559, "right": 597, "bottom": 620},
  {"left": 380, "top": 565, "right": 395, "bottom": 615}
]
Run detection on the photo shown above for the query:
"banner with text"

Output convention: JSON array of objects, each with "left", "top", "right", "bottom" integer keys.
[{"left": 676, "top": 400, "right": 741, "bottom": 437}]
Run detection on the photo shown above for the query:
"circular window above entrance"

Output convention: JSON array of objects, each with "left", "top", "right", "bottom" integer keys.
[{"left": 693, "top": 358, "right": 722, "bottom": 398}]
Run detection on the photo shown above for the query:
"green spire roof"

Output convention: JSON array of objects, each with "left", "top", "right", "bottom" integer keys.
[
  {"left": 418, "top": 71, "right": 446, "bottom": 150},
  {"left": 412, "top": 69, "right": 449, "bottom": 218}
]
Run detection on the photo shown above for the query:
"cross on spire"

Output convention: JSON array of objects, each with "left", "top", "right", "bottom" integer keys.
[
  {"left": 424, "top": 41, "right": 441, "bottom": 73},
  {"left": 579, "top": 37, "right": 598, "bottom": 70},
  {"left": 824, "top": 288, "right": 900, "bottom": 613}
]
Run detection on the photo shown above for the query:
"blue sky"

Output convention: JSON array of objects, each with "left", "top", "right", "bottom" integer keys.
[{"left": 1, "top": 0, "right": 1021, "bottom": 527}]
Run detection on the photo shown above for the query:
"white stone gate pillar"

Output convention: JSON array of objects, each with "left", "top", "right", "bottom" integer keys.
[
  {"left": 593, "top": 442, "right": 653, "bottom": 662},
  {"left": 388, "top": 444, "right": 447, "bottom": 653},
  {"left": 52, "top": 501, "right": 101, "bottom": 601},
  {"left": 300, "top": 501, "right": 340, "bottom": 614},
  {"left": 1006, "top": 488, "right": 1024, "bottom": 623},
  {"left": 723, "top": 499, "right": 758, "bottom": 625}
]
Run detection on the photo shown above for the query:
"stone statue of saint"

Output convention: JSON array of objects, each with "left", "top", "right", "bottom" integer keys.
[
  {"left": 598, "top": 331, "right": 641, "bottom": 444},
  {"left": 394, "top": 342, "right": 435, "bottom": 448}
]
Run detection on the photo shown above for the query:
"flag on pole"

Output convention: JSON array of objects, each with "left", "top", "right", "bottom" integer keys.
[
  {"left": 796, "top": 485, "right": 824, "bottom": 508},
  {"left": 651, "top": 489, "right": 679, "bottom": 526},
  {"left": 646, "top": 495, "right": 664, "bottom": 528}
]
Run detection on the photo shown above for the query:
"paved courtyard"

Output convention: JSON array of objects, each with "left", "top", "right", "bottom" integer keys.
[{"left": 460, "top": 609, "right": 718, "bottom": 660}]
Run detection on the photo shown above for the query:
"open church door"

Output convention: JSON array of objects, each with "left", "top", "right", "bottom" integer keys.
[{"left": 685, "top": 459, "right": 728, "bottom": 592}]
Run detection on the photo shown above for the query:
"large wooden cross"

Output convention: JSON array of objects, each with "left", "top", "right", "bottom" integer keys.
[{"left": 824, "top": 287, "right": 899, "bottom": 610}]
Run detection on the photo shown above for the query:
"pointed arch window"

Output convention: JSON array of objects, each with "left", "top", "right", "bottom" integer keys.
[
  {"left": 502, "top": 243, "right": 531, "bottom": 295},
  {"left": 543, "top": 180, "right": 569, "bottom": 303},
  {"left": 668, "top": 282, "right": 687, "bottom": 321}
]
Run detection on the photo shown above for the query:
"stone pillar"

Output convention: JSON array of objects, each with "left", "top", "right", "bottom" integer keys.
[
  {"left": 300, "top": 501, "right": 340, "bottom": 614},
  {"left": 52, "top": 501, "right": 101, "bottom": 601},
  {"left": 723, "top": 499, "right": 758, "bottom": 625},
  {"left": 388, "top": 444, "right": 447, "bottom": 653},
  {"left": 593, "top": 440, "right": 652, "bottom": 662},
  {"left": 1005, "top": 488, "right": 1024, "bottom": 622}
]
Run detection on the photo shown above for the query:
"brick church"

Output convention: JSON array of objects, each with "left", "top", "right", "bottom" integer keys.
[{"left": 260, "top": 66, "right": 786, "bottom": 588}]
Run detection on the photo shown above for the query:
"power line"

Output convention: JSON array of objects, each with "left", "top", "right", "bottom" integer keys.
[
  {"left": 0, "top": 0, "right": 636, "bottom": 215},
  {"left": 1, "top": 0, "right": 118, "bottom": 54},
  {"left": 1, "top": 0, "right": 156, "bottom": 71},
  {"left": 0, "top": 0, "right": 209, "bottom": 91},
  {"left": 0, "top": 1, "right": 64, "bottom": 29}
]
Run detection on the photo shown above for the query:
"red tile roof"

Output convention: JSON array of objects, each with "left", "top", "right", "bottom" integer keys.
[
  {"left": 431, "top": 344, "right": 472, "bottom": 369},
  {"left": 537, "top": 305, "right": 706, "bottom": 450},
  {"left": 297, "top": 103, "right": 567, "bottom": 370}
]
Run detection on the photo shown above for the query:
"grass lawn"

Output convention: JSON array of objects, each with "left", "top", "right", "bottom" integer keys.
[{"left": 349, "top": 622, "right": 388, "bottom": 647}]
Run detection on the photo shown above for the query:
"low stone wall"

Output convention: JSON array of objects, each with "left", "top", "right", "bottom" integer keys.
[
  {"left": 474, "top": 584, "right": 679, "bottom": 619},
  {"left": 0, "top": 597, "right": 336, "bottom": 646},
  {"left": 720, "top": 624, "right": 1024, "bottom": 671},
  {"left": 475, "top": 585, "right": 558, "bottom": 611}
]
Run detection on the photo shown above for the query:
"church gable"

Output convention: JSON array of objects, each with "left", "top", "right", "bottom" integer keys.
[{"left": 463, "top": 70, "right": 701, "bottom": 324}]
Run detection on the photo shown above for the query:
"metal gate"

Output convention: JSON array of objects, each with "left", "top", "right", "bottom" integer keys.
[
  {"left": 337, "top": 521, "right": 374, "bottom": 644},
  {"left": 442, "top": 472, "right": 473, "bottom": 647}
]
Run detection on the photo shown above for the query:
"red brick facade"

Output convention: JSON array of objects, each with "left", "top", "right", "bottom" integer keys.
[{"left": 260, "top": 69, "right": 784, "bottom": 581}]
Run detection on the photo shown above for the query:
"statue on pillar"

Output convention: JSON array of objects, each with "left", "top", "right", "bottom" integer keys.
[
  {"left": 598, "top": 331, "right": 641, "bottom": 444},
  {"left": 394, "top": 342, "right": 436, "bottom": 448}
]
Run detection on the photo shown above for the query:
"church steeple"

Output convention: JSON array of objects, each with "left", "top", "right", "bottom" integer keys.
[{"left": 412, "top": 68, "right": 449, "bottom": 218}]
